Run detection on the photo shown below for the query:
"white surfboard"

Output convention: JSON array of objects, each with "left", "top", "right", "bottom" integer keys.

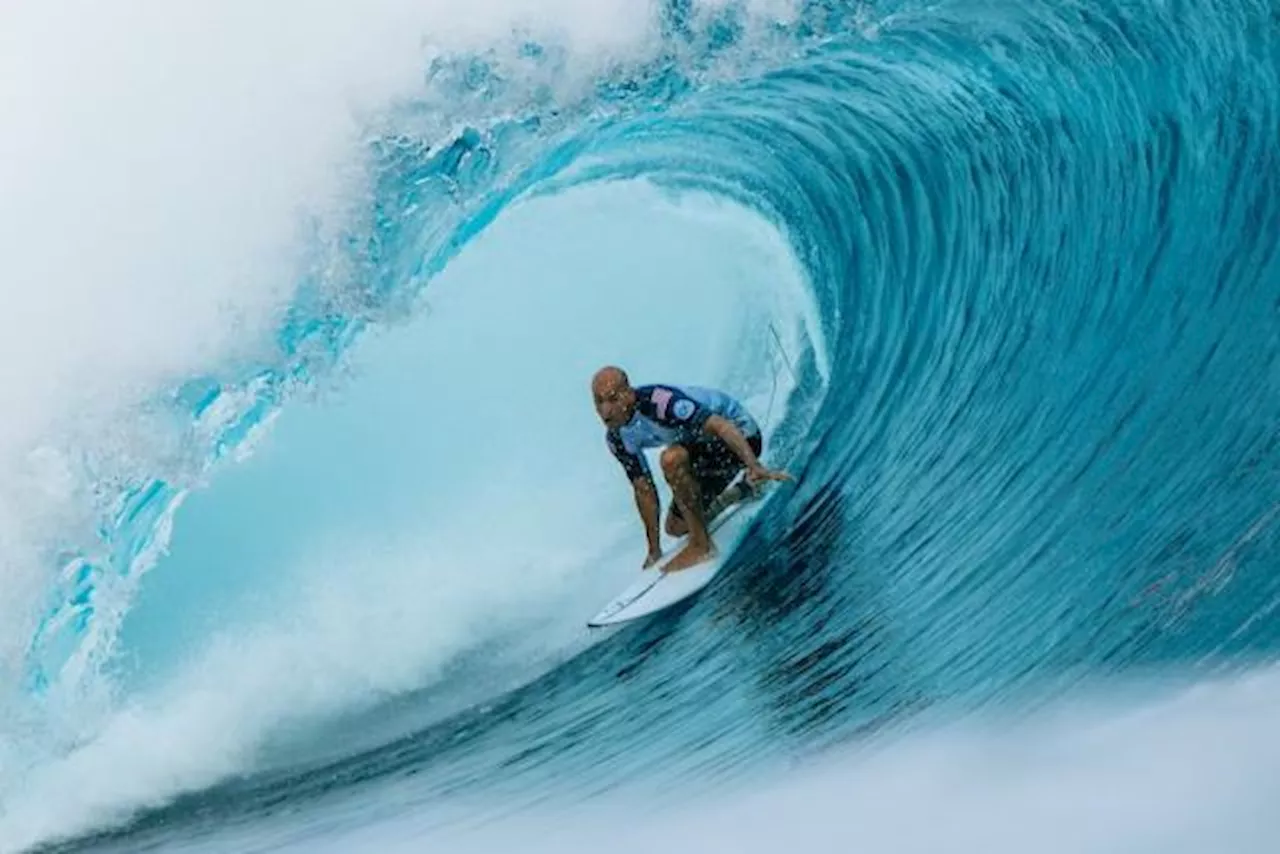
[{"left": 587, "top": 487, "right": 769, "bottom": 628}]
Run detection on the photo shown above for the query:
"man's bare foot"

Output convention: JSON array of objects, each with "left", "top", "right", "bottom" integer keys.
[{"left": 663, "top": 540, "right": 717, "bottom": 573}]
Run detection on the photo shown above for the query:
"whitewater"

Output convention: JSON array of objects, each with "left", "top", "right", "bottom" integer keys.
[{"left": 1, "top": 0, "right": 1278, "bottom": 851}]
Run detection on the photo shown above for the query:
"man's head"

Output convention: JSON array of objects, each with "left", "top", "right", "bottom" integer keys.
[{"left": 592, "top": 365, "right": 636, "bottom": 429}]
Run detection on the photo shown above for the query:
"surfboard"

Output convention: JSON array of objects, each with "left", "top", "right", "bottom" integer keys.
[{"left": 587, "top": 486, "right": 770, "bottom": 628}]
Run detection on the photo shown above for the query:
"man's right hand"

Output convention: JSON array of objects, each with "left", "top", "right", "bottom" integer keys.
[{"left": 643, "top": 549, "right": 663, "bottom": 569}]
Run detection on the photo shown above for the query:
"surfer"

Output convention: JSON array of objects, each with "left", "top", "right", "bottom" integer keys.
[{"left": 591, "top": 366, "right": 791, "bottom": 573}]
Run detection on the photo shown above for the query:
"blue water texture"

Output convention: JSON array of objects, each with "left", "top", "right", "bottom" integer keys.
[{"left": 19, "top": 0, "right": 1280, "bottom": 849}]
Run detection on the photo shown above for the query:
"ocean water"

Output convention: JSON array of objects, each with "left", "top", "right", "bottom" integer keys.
[{"left": 2, "top": 0, "right": 1279, "bottom": 851}]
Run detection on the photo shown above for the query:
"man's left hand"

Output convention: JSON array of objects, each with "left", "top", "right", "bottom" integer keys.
[{"left": 746, "top": 464, "right": 792, "bottom": 485}]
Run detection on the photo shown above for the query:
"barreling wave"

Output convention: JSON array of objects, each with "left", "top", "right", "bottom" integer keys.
[{"left": 6, "top": 0, "right": 1280, "bottom": 850}]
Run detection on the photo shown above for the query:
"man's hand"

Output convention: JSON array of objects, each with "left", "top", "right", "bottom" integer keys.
[
  {"left": 705, "top": 417, "right": 793, "bottom": 488},
  {"left": 746, "top": 463, "right": 792, "bottom": 486},
  {"left": 643, "top": 548, "right": 663, "bottom": 569}
]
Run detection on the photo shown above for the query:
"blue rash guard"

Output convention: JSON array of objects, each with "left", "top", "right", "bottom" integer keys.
[{"left": 606, "top": 384, "right": 761, "bottom": 482}]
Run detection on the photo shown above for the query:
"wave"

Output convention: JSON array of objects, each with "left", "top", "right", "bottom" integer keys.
[{"left": 2, "top": 0, "right": 1279, "bottom": 850}]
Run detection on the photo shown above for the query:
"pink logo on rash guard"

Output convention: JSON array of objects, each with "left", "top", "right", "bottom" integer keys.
[{"left": 651, "top": 387, "right": 673, "bottom": 419}]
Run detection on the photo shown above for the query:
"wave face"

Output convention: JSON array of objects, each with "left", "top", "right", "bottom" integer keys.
[{"left": 3, "top": 0, "right": 1280, "bottom": 851}]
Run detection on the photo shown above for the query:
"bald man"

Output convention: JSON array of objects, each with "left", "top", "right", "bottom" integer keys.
[{"left": 591, "top": 366, "right": 791, "bottom": 573}]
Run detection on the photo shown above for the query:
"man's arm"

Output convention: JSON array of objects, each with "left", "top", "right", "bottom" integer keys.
[
  {"left": 703, "top": 415, "right": 792, "bottom": 483},
  {"left": 607, "top": 431, "right": 664, "bottom": 566},
  {"left": 632, "top": 476, "right": 663, "bottom": 566},
  {"left": 647, "top": 386, "right": 789, "bottom": 484}
]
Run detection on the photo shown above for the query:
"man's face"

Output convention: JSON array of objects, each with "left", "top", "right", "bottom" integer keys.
[{"left": 593, "top": 376, "right": 636, "bottom": 429}]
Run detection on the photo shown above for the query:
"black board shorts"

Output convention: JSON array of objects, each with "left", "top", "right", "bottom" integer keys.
[{"left": 670, "top": 432, "right": 764, "bottom": 520}]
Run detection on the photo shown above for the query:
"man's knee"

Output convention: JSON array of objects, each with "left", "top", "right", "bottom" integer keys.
[
  {"left": 665, "top": 512, "right": 687, "bottom": 537},
  {"left": 660, "top": 445, "right": 690, "bottom": 477}
]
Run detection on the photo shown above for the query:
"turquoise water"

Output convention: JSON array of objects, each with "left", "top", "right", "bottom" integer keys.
[{"left": 3, "top": 1, "right": 1279, "bottom": 851}]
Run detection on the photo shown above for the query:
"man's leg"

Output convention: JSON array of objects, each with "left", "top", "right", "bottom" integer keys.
[
  {"left": 659, "top": 445, "right": 717, "bottom": 572},
  {"left": 664, "top": 474, "right": 741, "bottom": 537},
  {"left": 693, "top": 433, "right": 766, "bottom": 522},
  {"left": 703, "top": 480, "right": 754, "bottom": 520},
  {"left": 665, "top": 505, "right": 689, "bottom": 538},
  {"left": 664, "top": 440, "right": 721, "bottom": 537}
]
